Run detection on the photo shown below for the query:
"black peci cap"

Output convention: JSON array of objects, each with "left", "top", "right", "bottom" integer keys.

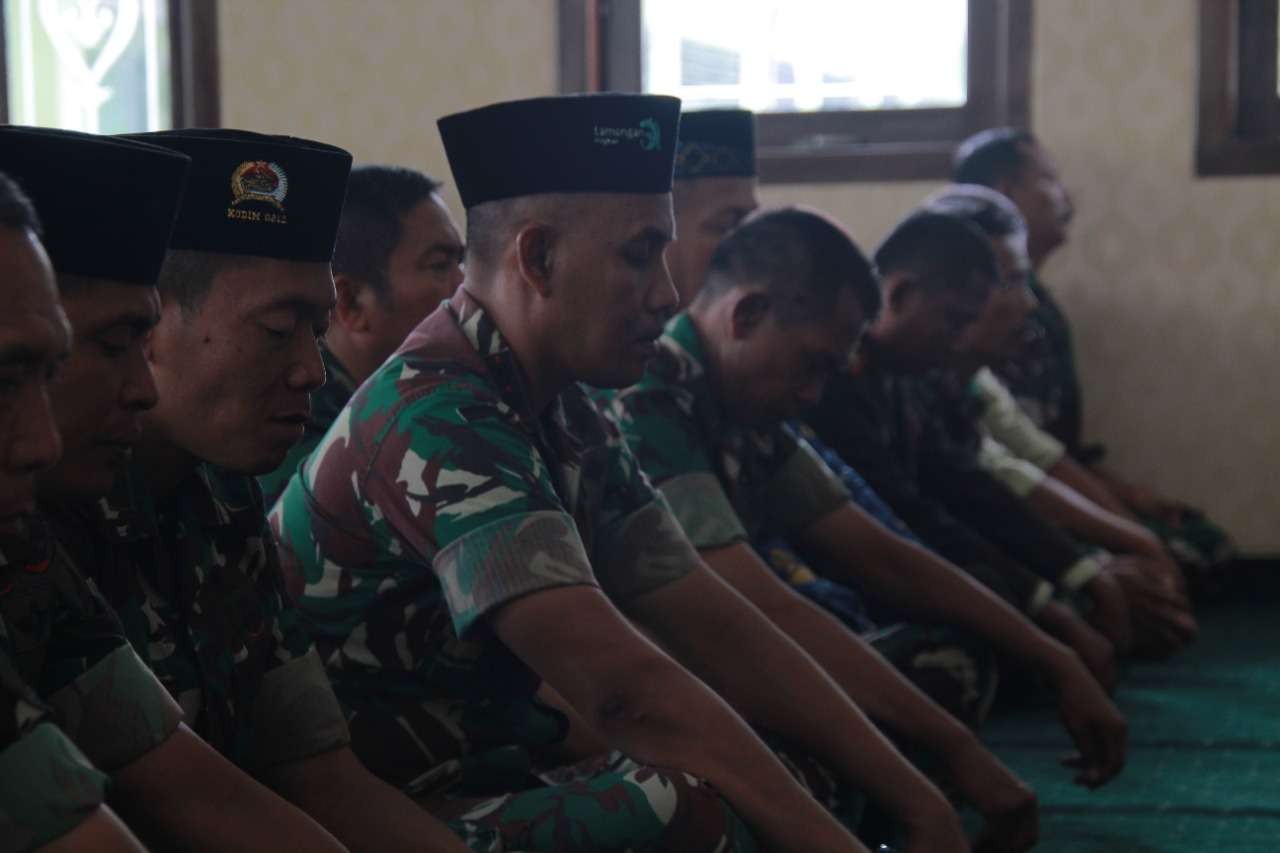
[
  {"left": 0, "top": 125, "right": 190, "bottom": 284},
  {"left": 438, "top": 93, "right": 682, "bottom": 209},
  {"left": 674, "top": 109, "right": 757, "bottom": 180},
  {"left": 122, "top": 128, "right": 352, "bottom": 263}
]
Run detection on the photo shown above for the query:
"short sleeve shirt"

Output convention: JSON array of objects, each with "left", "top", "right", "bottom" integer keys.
[
  {"left": 0, "top": 648, "right": 106, "bottom": 853},
  {"left": 991, "top": 275, "right": 1084, "bottom": 452},
  {"left": 0, "top": 521, "right": 182, "bottom": 773},
  {"left": 971, "top": 367, "right": 1067, "bottom": 472},
  {"left": 47, "top": 462, "right": 349, "bottom": 772},
  {"left": 977, "top": 435, "right": 1049, "bottom": 497},
  {"left": 599, "top": 313, "right": 849, "bottom": 550},
  {"left": 271, "top": 291, "right": 699, "bottom": 790}
]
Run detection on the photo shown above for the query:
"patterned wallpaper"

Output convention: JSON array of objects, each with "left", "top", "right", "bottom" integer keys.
[{"left": 221, "top": 0, "right": 1280, "bottom": 550}]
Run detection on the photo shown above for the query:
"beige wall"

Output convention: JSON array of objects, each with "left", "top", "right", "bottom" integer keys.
[
  {"left": 220, "top": 0, "right": 1280, "bottom": 550},
  {"left": 219, "top": 0, "right": 558, "bottom": 213}
]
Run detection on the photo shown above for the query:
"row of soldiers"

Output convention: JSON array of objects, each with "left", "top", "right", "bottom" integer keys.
[{"left": 0, "top": 93, "right": 1230, "bottom": 851}]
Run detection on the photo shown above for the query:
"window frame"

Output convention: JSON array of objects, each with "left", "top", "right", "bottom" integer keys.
[
  {"left": 559, "top": 0, "right": 1033, "bottom": 183},
  {"left": 0, "top": 0, "right": 220, "bottom": 129},
  {"left": 1197, "top": 0, "right": 1280, "bottom": 176}
]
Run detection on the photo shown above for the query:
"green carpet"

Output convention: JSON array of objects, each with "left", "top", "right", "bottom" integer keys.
[{"left": 976, "top": 590, "right": 1280, "bottom": 851}]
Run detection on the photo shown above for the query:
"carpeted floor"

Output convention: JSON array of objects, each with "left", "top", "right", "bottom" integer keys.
[{"left": 976, "top": 572, "right": 1280, "bottom": 851}]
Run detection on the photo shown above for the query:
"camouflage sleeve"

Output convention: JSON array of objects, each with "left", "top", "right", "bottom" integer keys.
[
  {"left": 0, "top": 652, "right": 107, "bottom": 853},
  {"left": 248, "top": 647, "right": 350, "bottom": 770},
  {"left": 972, "top": 367, "right": 1066, "bottom": 471},
  {"left": 768, "top": 428, "right": 852, "bottom": 536},
  {"left": 976, "top": 435, "right": 1048, "bottom": 498},
  {"left": 602, "top": 385, "right": 748, "bottom": 550},
  {"left": 254, "top": 485, "right": 323, "bottom": 671},
  {"left": 7, "top": 542, "right": 184, "bottom": 773},
  {"left": 360, "top": 380, "right": 599, "bottom": 637},
  {"left": 591, "top": 417, "right": 701, "bottom": 604},
  {"left": 248, "top": 512, "right": 351, "bottom": 769},
  {"left": 45, "top": 644, "right": 183, "bottom": 773}
]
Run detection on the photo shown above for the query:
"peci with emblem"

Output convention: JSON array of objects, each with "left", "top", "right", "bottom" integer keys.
[{"left": 120, "top": 128, "right": 350, "bottom": 258}]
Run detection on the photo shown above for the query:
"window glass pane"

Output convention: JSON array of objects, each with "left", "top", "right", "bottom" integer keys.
[
  {"left": 5, "top": 0, "right": 172, "bottom": 132},
  {"left": 641, "top": 0, "right": 968, "bottom": 113}
]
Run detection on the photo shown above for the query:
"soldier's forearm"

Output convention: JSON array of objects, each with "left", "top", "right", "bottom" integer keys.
[
  {"left": 1047, "top": 456, "right": 1134, "bottom": 517},
  {"left": 636, "top": 561, "right": 954, "bottom": 837},
  {"left": 802, "top": 505, "right": 1069, "bottom": 670},
  {"left": 262, "top": 746, "right": 470, "bottom": 853},
  {"left": 599, "top": 657, "right": 869, "bottom": 853},
  {"left": 39, "top": 807, "right": 145, "bottom": 853},
  {"left": 113, "top": 725, "right": 346, "bottom": 853},
  {"left": 698, "top": 541, "right": 973, "bottom": 763},
  {"left": 761, "top": 589, "right": 975, "bottom": 759},
  {"left": 494, "top": 584, "right": 864, "bottom": 852},
  {"left": 1027, "top": 477, "right": 1162, "bottom": 557}
]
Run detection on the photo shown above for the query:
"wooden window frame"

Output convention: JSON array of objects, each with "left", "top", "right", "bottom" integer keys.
[
  {"left": 1197, "top": 0, "right": 1280, "bottom": 176},
  {"left": 0, "top": 0, "right": 220, "bottom": 128},
  {"left": 559, "top": 0, "right": 1032, "bottom": 183}
]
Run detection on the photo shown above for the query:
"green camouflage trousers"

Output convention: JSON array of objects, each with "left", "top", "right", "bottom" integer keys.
[{"left": 444, "top": 752, "right": 757, "bottom": 852}]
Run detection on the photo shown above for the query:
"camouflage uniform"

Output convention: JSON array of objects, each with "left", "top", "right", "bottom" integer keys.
[
  {"left": 992, "top": 274, "right": 1083, "bottom": 453},
  {"left": 805, "top": 341, "right": 1068, "bottom": 613},
  {"left": 0, "top": 520, "right": 182, "bottom": 851},
  {"left": 0, "top": 647, "right": 105, "bottom": 853},
  {"left": 598, "top": 313, "right": 995, "bottom": 727},
  {"left": 272, "top": 291, "right": 755, "bottom": 852},
  {"left": 1, "top": 518, "right": 184, "bottom": 774},
  {"left": 988, "top": 278, "right": 1237, "bottom": 575},
  {"left": 44, "top": 461, "right": 350, "bottom": 773},
  {"left": 259, "top": 344, "right": 358, "bottom": 507}
]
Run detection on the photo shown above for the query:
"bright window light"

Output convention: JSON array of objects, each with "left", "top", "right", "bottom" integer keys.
[{"left": 642, "top": 0, "right": 968, "bottom": 113}]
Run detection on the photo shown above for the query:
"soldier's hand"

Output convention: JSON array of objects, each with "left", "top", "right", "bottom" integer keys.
[
  {"left": 899, "top": 793, "right": 969, "bottom": 853},
  {"left": 1084, "top": 568, "right": 1133, "bottom": 657},
  {"left": 1050, "top": 603, "right": 1119, "bottom": 694},
  {"left": 1051, "top": 650, "right": 1128, "bottom": 788},
  {"left": 944, "top": 737, "right": 1038, "bottom": 853},
  {"left": 1108, "top": 558, "right": 1198, "bottom": 658},
  {"left": 1121, "top": 485, "right": 1188, "bottom": 528}
]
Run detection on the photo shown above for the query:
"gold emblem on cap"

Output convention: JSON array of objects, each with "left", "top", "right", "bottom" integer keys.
[
  {"left": 227, "top": 160, "right": 289, "bottom": 224},
  {"left": 230, "top": 160, "right": 288, "bottom": 210}
]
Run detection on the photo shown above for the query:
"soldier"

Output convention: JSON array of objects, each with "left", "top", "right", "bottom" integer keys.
[
  {"left": 601, "top": 206, "right": 1126, "bottom": 801},
  {"left": 919, "top": 183, "right": 1197, "bottom": 657},
  {"left": 663, "top": 112, "right": 1017, "bottom": 715},
  {"left": 953, "top": 128, "right": 1236, "bottom": 583},
  {"left": 0, "top": 170, "right": 144, "bottom": 852},
  {"left": 0, "top": 125, "right": 379, "bottom": 851},
  {"left": 666, "top": 109, "right": 762, "bottom": 306},
  {"left": 665, "top": 112, "right": 900, "bottom": 631},
  {"left": 270, "top": 93, "right": 945, "bottom": 853},
  {"left": 38, "top": 129, "right": 470, "bottom": 852},
  {"left": 260, "top": 165, "right": 465, "bottom": 506},
  {"left": 801, "top": 213, "right": 1142, "bottom": 691}
]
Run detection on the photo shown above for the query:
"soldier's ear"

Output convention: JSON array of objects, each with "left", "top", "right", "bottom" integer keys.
[
  {"left": 334, "top": 274, "right": 373, "bottom": 334},
  {"left": 729, "top": 290, "right": 771, "bottom": 340},
  {"left": 514, "top": 222, "right": 555, "bottom": 298},
  {"left": 884, "top": 273, "right": 919, "bottom": 315}
]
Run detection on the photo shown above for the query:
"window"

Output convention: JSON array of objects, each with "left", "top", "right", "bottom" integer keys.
[
  {"left": 0, "top": 0, "right": 218, "bottom": 132},
  {"left": 559, "top": 0, "right": 1031, "bottom": 183},
  {"left": 1197, "top": 0, "right": 1280, "bottom": 176}
]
